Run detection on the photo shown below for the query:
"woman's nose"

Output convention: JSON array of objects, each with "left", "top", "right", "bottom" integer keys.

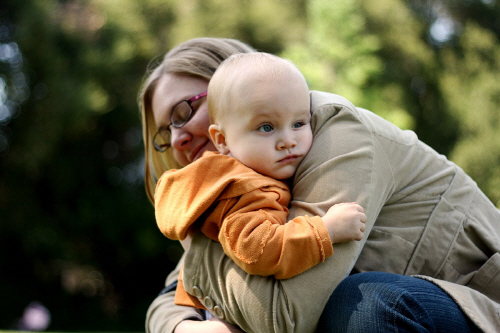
[{"left": 170, "top": 127, "right": 192, "bottom": 151}]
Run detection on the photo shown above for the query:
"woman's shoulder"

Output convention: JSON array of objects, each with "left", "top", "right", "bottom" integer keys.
[
  {"left": 309, "top": 91, "right": 363, "bottom": 134},
  {"left": 309, "top": 90, "right": 357, "bottom": 112},
  {"left": 309, "top": 91, "right": 412, "bottom": 141}
]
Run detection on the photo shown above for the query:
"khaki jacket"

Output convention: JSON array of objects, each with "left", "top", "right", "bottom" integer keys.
[{"left": 146, "top": 91, "right": 500, "bottom": 333}]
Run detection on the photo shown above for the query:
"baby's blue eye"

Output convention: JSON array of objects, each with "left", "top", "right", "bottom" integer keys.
[
  {"left": 293, "top": 121, "right": 305, "bottom": 129},
  {"left": 258, "top": 124, "right": 274, "bottom": 132}
]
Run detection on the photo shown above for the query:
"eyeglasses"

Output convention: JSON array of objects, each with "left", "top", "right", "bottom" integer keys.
[{"left": 153, "top": 91, "right": 207, "bottom": 152}]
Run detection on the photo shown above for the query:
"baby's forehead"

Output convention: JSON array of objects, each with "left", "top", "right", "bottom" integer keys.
[{"left": 239, "top": 96, "right": 310, "bottom": 120}]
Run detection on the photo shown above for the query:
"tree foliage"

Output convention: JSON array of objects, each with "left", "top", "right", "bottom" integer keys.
[
  {"left": 283, "top": 0, "right": 500, "bottom": 206},
  {"left": 1, "top": 0, "right": 498, "bottom": 330}
]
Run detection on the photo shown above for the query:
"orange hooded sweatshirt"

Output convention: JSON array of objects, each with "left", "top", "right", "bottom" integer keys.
[{"left": 154, "top": 152, "right": 333, "bottom": 308}]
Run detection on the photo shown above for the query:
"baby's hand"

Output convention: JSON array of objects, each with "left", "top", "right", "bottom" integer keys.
[{"left": 322, "top": 202, "right": 367, "bottom": 243}]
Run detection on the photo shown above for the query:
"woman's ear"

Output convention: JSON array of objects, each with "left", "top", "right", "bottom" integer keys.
[{"left": 209, "top": 124, "right": 230, "bottom": 155}]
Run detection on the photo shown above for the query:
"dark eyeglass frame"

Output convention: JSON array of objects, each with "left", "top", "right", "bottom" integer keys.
[{"left": 153, "top": 91, "right": 207, "bottom": 152}]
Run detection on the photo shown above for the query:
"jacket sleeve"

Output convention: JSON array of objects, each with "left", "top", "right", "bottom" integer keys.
[
  {"left": 145, "top": 255, "right": 203, "bottom": 333},
  {"left": 216, "top": 188, "right": 333, "bottom": 279},
  {"left": 181, "top": 93, "right": 395, "bottom": 333}
]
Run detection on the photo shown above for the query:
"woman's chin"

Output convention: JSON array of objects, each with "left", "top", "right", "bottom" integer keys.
[{"left": 194, "top": 143, "right": 217, "bottom": 161}]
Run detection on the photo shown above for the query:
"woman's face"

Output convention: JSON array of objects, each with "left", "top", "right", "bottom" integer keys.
[{"left": 151, "top": 73, "right": 216, "bottom": 167}]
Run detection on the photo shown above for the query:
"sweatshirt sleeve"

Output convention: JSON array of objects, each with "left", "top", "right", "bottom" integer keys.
[{"left": 216, "top": 187, "right": 333, "bottom": 279}]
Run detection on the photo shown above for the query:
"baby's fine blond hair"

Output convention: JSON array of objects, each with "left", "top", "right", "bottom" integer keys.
[{"left": 208, "top": 52, "right": 306, "bottom": 124}]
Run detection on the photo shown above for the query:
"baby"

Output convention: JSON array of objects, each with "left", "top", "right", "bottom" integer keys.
[{"left": 154, "top": 52, "right": 366, "bottom": 308}]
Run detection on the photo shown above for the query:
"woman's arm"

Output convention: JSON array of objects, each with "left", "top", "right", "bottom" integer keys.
[
  {"left": 146, "top": 252, "right": 246, "bottom": 333},
  {"left": 145, "top": 255, "right": 203, "bottom": 333},
  {"left": 183, "top": 232, "right": 372, "bottom": 333}
]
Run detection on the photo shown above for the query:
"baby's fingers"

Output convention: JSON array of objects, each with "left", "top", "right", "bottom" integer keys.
[
  {"left": 354, "top": 221, "right": 366, "bottom": 241},
  {"left": 348, "top": 202, "right": 365, "bottom": 212},
  {"left": 360, "top": 212, "right": 367, "bottom": 223}
]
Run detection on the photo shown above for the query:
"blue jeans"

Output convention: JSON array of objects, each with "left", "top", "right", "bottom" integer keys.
[{"left": 317, "top": 272, "right": 479, "bottom": 333}]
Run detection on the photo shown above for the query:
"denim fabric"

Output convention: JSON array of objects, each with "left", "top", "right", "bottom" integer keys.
[{"left": 317, "top": 272, "right": 480, "bottom": 333}]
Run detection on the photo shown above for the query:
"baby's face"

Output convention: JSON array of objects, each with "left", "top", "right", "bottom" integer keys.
[{"left": 220, "top": 75, "right": 312, "bottom": 180}]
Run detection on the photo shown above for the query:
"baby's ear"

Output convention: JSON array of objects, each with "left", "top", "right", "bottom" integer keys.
[{"left": 209, "top": 124, "right": 230, "bottom": 155}]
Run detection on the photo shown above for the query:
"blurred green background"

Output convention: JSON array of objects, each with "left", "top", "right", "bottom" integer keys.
[{"left": 1, "top": 0, "right": 499, "bottom": 331}]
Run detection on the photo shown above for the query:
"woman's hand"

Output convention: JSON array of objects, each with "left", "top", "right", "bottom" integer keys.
[{"left": 174, "top": 318, "right": 244, "bottom": 333}]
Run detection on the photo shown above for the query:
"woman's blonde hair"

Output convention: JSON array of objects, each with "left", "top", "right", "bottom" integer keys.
[{"left": 138, "top": 37, "right": 255, "bottom": 203}]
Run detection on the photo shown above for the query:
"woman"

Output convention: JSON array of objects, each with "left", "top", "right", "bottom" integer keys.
[{"left": 140, "top": 37, "right": 500, "bottom": 333}]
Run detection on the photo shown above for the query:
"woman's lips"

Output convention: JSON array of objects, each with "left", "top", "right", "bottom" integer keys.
[{"left": 190, "top": 142, "right": 207, "bottom": 162}]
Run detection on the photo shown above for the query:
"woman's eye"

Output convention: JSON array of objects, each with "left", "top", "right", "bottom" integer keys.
[
  {"left": 293, "top": 121, "right": 305, "bottom": 129},
  {"left": 258, "top": 124, "right": 274, "bottom": 132}
]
